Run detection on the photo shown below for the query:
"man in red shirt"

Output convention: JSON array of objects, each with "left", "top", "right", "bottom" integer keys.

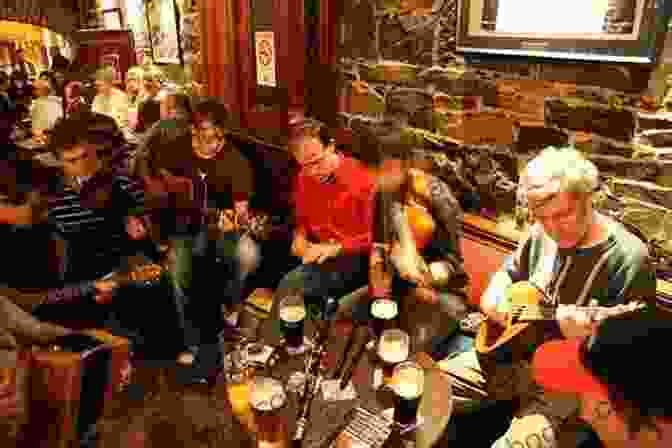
[{"left": 275, "top": 116, "right": 376, "bottom": 319}]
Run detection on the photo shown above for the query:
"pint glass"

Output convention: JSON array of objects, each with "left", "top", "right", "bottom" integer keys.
[
  {"left": 249, "top": 376, "right": 289, "bottom": 445},
  {"left": 279, "top": 295, "right": 307, "bottom": 353},
  {"left": 377, "top": 329, "right": 409, "bottom": 383},
  {"left": 390, "top": 361, "right": 424, "bottom": 426},
  {"left": 370, "top": 298, "right": 399, "bottom": 339}
]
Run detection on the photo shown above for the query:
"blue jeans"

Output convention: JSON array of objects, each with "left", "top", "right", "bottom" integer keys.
[
  {"left": 275, "top": 254, "right": 369, "bottom": 321},
  {"left": 171, "top": 230, "right": 253, "bottom": 345}
]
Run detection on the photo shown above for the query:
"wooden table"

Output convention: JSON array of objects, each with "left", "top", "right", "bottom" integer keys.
[{"left": 230, "top": 299, "right": 454, "bottom": 448}]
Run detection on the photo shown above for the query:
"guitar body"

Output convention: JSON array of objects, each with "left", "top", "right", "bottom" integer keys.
[
  {"left": 475, "top": 281, "right": 645, "bottom": 363},
  {"left": 475, "top": 282, "right": 547, "bottom": 361}
]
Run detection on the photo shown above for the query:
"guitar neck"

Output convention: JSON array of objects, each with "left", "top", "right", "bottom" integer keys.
[{"left": 540, "top": 303, "right": 644, "bottom": 320}]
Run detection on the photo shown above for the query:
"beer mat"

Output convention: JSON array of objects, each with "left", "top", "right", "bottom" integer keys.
[
  {"left": 282, "top": 337, "right": 313, "bottom": 355},
  {"left": 245, "top": 288, "right": 274, "bottom": 314},
  {"left": 321, "top": 379, "right": 358, "bottom": 401},
  {"left": 246, "top": 344, "right": 276, "bottom": 366},
  {"left": 381, "top": 408, "right": 425, "bottom": 434},
  {"left": 287, "top": 372, "right": 307, "bottom": 394}
]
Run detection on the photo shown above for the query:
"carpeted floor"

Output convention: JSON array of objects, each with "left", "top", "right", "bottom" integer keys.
[{"left": 97, "top": 363, "right": 255, "bottom": 448}]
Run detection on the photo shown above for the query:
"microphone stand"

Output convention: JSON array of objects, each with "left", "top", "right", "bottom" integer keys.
[{"left": 292, "top": 319, "right": 331, "bottom": 447}]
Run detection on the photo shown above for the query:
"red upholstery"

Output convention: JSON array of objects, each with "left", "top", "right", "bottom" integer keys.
[{"left": 460, "top": 236, "right": 513, "bottom": 307}]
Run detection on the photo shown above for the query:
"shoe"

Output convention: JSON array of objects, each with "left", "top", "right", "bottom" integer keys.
[
  {"left": 220, "top": 320, "right": 242, "bottom": 341},
  {"left": 177, "top": 342, "right": 223, "bottom": 386}
]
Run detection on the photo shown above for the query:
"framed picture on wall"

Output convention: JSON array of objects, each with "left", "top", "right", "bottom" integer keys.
[{"left": 147, "top": 0, "right": 181, "bottom": 64}]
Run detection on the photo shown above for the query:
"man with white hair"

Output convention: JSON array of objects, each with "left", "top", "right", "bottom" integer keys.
[{"left": 437, "top": 146, "right": 657, "bottom": 447}]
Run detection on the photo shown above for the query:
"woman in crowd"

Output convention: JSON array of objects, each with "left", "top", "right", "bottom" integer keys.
[{"left": 30, "top": 72, "right": 63, "bottom": 143}]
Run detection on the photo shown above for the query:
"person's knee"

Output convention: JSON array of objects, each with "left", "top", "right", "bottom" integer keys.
[
  {"left": 237, "top": 236, "right": 260, "bottom": 278},
  {"left": 278, "top": 265, "right": 314, "bottom": 291}
]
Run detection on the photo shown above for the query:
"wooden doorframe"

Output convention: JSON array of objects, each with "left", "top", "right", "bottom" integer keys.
[{"left": 204, "top": 0, "right": 343, "bottom": 138}]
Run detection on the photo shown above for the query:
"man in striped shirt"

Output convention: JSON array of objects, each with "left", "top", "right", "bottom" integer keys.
[{"left": 31, "top": 112, "right": 187, "bottom": 362}]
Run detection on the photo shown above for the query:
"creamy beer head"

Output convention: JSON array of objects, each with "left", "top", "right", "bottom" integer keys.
[
  {"left": 279, "top": 304, "right": 306, "bottom": 323},
  {"left": 249, "top": 377, "right": 286, "bottom": 411},
  {"left": 378, "top": 329, "right": 410, "bottom": 364},
  {"left": 391, "top": 362, "right": 424, "bottom": 398},
  {"left": 371, "top": 298, "right": 398, "bottom": 320}
]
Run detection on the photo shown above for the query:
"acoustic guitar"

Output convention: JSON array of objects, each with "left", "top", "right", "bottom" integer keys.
[{"left": 475, "top": 281, "right": 645, "bottom": 360}]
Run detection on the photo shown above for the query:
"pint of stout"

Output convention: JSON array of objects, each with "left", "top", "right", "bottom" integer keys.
[
  {"left": 370, "top": 298, "right": 399, "bottom": 339},
  {"left": 390, "top": 361, "right": 424, "bottom": 426},
  {"left": 279, "top": 295, "right": 306, "bottom": 350},
  {"left": 249, "top": 376, "right": 288, "bottom": 446},
  {"left": 377, "top": 329, "right": 409, "bottom": 382}
]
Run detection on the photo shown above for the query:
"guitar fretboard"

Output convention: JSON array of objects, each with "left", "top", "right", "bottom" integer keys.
[{"left": 511, "top": 302, "right": 644, "bottom": 321}]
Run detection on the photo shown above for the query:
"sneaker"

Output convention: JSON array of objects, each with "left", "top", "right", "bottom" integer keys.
[{"left": 176, "top": 343, "right": 223, "bottom": 386}]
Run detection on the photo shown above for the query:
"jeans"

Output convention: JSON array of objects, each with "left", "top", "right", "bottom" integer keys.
[
  {"left": 438, "top": 349, "right": 580, "bottom": 448},
  {"left": 275, "top": 254, "right": 369, "bottom": 321},
  {"left": 171, "top": 230, "right": 260, "bottom": 345}
]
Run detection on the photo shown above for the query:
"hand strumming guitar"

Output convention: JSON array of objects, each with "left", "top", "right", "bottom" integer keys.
[
  {"left": 126, "top": 216, "right": 148, "bottom": 241},
  {"left": 556, "top": 301, "right": 602, "bottom": 339},
  {"left": 302, "top": 241, "right": 342, "bottom": 264}
]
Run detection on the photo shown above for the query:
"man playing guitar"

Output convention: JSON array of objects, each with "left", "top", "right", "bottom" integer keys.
[{"left": 435, "top": 146, "right": 657, "bottom": 448}]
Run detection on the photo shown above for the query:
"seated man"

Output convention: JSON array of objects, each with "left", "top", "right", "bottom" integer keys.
[
  {"left": 436, "top": 146, "right": 657, "bottom": 448},
  {"left": 135, "top": 66, "right": 163, "bottom": 134},
  {"left": 91, "top": 66, "right": 131, "bottom": 140},
  {"left": 533, "top": 308, "right": 670, "bottom": 447},
  {"left": 336, "top": 157, "right": 469, "bottom": 344},
  {"left": 275, "top": 116, "right": 376, "bottom": 320},
  {"left": 135, "top": 106, "right": 259, "bottom": 384},
  {"left": 30, "top": 112, "right": 187, "bottom": 362}
]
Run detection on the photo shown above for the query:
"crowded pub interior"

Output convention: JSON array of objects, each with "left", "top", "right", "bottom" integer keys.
[{"left": 2, "top": 0, "right": 672, "bottom": 447}]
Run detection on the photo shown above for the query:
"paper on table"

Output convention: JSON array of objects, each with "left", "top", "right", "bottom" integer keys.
[
  {"left": 321, "top": 379, "right": 358, "bottom": 401},
  {"left": 381, "top": 408, "right": 425, "bottom": 435}
]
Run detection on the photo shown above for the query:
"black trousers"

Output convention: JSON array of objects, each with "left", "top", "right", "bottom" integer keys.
[{"left": 32, "top": 275, "right": 187, "bottom": 362}]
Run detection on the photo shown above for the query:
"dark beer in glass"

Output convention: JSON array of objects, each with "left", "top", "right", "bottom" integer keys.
[
  {"left": 377, "top": 329, "right": 409, "bottom": 384},
  {"left": 391, "top": 361, "right": 424, "bottom": 426},
  {"left": 279, "top": 295, "right": 307, "bottom": 352},
  {"left": 370, "top": 298, "right": 398, "bottom": 339},
  {"left": 249, "top": 376, "right": 289, "bottom": 446}
]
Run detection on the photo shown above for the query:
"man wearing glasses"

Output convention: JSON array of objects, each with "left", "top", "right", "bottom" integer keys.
[{"left": 274, "top": 115, "right": 377, "bottom": 320}]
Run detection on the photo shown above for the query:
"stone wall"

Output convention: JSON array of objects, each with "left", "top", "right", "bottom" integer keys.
[{"left": 336, "top": 0, "right": 672, "bottom": 276}]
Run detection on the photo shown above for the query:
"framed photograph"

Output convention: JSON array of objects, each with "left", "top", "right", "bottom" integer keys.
[{"left": 147, "top": 0, "right": 181, "bottom": 64}]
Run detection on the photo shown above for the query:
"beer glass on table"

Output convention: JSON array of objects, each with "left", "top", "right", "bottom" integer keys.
[
  {"left": 249, "top": 376, "right": 289, "bottom": 447},
  {"left": 377, "top": 329, "right": 410, "bottom": 385},
  {"left": 370, "top": 298, "right": 399, "bottom": 340},
  {"left": 226, "top": 345, "right": 256, "bottom": 433},
  {"left": 390, "top": 361, "right": 424, "bottom": 426},
  {"left": 279, "top": 294, "right": 307, "bottom": 355}
]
